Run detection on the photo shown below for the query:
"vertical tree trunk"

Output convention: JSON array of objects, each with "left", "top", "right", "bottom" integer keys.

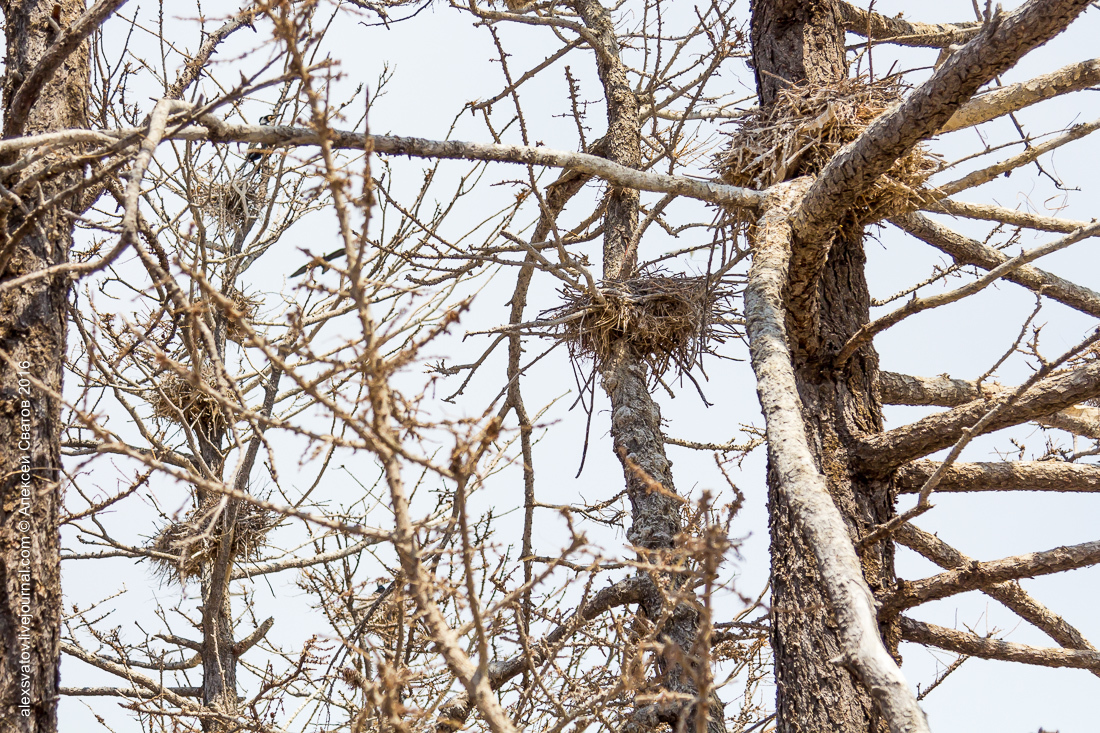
[
  {"left": 572, "top": 0, "right": 726, "bottom": 726},
  {"left": 200, "top": 501, "right": 240, "bottom": 729},
  {"left": 571, "top": 1, "right": 724, "bottom": 729},
  {"left": 750, "top": 3, "right": 896, "bottom": 732},
  {"left": 0, "top": 2, "right": 90, "bottom": 732}
]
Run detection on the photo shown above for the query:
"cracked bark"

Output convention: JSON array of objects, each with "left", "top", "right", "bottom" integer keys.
[
  {"left": 788, "top": 0, "right": 1093, "bottom": 352},
  {"left": 745, "top": 179, "right": 928, "bottom": 733},
  {"left": 0, "top": 2, "right": 90, "bottom": 731}
]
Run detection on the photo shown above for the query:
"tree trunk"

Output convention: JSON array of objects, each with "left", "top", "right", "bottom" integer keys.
[
  {"left": 571, "top": 1, "right": 724, "bottom": 728},
  {"left": 200, "top": 501, "right": 240, "bottom": 730},
  {"left": 751, "top": 3, "right": 896, "bottom": 732},
  {"left": 0, "top": 2, "right": 89, "bottom": 732}
]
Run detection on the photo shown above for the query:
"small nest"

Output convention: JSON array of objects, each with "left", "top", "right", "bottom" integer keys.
[
  {"left": 149, "top": 498, "right": 275, "bottom": 582},
  {"left": 540, "top": 273, "right": 739, "bottom": 379},
  {"left": 716, "top": 77, "right": 939, "bottom": 226},
  {"left": 222, "top": 287, "right": 262, "bottom": 344},
  {"left": 149, "top": 366, "right": 233, "bottom": 433},
  {"left": 192, "top": 175, "right": 267, "bottom": 231}
]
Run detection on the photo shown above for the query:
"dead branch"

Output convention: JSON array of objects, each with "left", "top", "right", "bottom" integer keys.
[
  {"left": 884, "top": 537, "right": 1100, "bottom": 613},
  {"left": 895, "top": 523, "right": 1100, "bottom": 672},
  {"left": 896, "top": 460, "right": 1100, "bottom": 494},
  {"left": 900, "top": 617, "right": 1100, "bottom": 671}
]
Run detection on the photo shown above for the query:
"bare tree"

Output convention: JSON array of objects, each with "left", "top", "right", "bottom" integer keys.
[{"left": 2, "top": 1, "right": 1100, "bottom": 732}]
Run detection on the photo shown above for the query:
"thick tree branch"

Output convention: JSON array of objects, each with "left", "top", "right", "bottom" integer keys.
[
  {"left": 837, "top": 219, "right": 1100, "bottom": 364},
  {"left": 858, "top": 360, "right": 1100, "bottom": 473},
  {"left": 839, "top": 2, "right": 980, "bottom": 48},
  {"left": 877, "top": 371, "right": 984, "bottom": 406},
  {"left": 878, "top": 370, "right": 1100, "bottom": 439},
  {"left": 937, "top": 114, "right": 1100, "bottom": 196},
  {"left": 897, "top": 460, "right": 1100, "bottom": 493},
  {"left": 892, "top": 212, "right": 1100, "bottom": 318},
  {"left": 60, "top": 686, "right": 201, "bottom": 698},
  {"left": 895, "top": 523, "right": 1100, "bottom": 678},
  {"left": 900, "top": 617, "right": 1100, "bottom": 671},
  {"left": 789, "top": 0, "right": 1092, "bottom": 346},
  {"left": 940, "top": 57, "right": 1100, "bottom": 132},
  {"left": 745, "top": 178, "right": 930, "bottom": 733},
  {"left": 927, "top": 198, "right": 1092, "bottom": 234},
  {"left": 0, "top": 122, "right": 765, "bottom": 209},
  {"left": 884, "top": 537, "right": 1100, "bottom": 613}
]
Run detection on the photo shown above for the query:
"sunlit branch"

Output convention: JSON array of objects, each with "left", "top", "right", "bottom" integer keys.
[
  {"left": 744, "top": 178, "right": 930, "bottom": 733},
  {"left": 895, "top": 523, "right": 1100, "bottom": 680}
]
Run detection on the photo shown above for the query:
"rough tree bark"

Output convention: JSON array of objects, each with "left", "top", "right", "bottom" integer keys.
[
  {"left": 750, "top": 3, "right": 895, "bottom": 732},
  {"left": 0, "top": 1, "right": 90, "bottom": 731},
  {"left": 573, "top": 0, "right": 724, "bottom": 729}
]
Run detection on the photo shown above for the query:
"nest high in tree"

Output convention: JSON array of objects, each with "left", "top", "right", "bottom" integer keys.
[
  {"left": 149, "top": 366, "right": 234, "bottom": 434},
  {"left": 540, "top": 273, "right": 740, "bottom": 380},
  {"left": 716, "top": 77, "right": 939, "bottom": 227},
  {"left": 149, "top": 497, "right": 275, "bottom": 582}
]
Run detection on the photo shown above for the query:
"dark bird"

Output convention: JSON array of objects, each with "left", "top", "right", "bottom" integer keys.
[
  {"left": 245, "top": 115, "right": 279, "bottom": 162},
  {"left": 290, "top": 248, "right": 347, "bottom": 277}
]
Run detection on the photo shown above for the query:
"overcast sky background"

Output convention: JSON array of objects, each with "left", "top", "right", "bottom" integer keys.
[{"left": 58, "top": 1, "right": 1100, "bottom": 731}]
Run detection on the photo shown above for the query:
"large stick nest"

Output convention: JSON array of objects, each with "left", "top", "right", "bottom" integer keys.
[
  {"left": 540, "top": 273, "right": 739, "bottom": 379},
  {"left": 716, "top": 77, "right": 939, "bottom": 226},
  {"left": 149, "top": 498, "right": 275, "bottom": 582},
  {"left": 149, "top": 366, "right": 234, "bottom": 433}
]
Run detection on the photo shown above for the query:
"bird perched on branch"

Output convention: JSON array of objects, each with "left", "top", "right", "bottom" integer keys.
[{"left": 245, "top": 114, "right": 279, "bottom": 163}]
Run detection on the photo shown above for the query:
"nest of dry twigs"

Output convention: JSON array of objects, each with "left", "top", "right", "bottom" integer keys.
[
  {"left": 192, "top": 174, "right": 267, "bottom": 231},
  {"left": 540, "top": 273, "right": 739, "bottom": 378},
  {"left": 149, "top": 366, "right": 233, "bottom": 433},
  {"left": 716, "top": 77, "right": 939, "bottom": 226},
  {"left": 149, "top": 498, "right": 275, "bottom": 582},
  {"left": 222, "top": 287, "right": 262, "bottom": 344}
]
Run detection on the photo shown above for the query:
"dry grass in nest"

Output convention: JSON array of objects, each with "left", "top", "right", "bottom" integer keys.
[
  {"left": 149, "top": 498, "right": 275, "bottom": 582},
  {"left": 149, "top": 366, "right": 233, "bottom": 433},
  {"left": 540, "top": 273, "right": 739, "bottom": 379},
  {"left": 716, "top": 76, "right": 939, "bottom": 226}
]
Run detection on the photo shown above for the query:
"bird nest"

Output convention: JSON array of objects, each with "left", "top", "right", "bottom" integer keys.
[
  {"left": 192, "top": 174, "right": 267, "bottom": 230},
  {"left": 149, "top": 366, "right": 233, "bottom": 433},
  {"left": 716, "top": 77, "right": 940, "bottom": 227},
  {"left": 539, "top": 273, "right": 739, "bottom": 378},
  {"left": 222, "top": 287, "right": 262, "bottom": 344},
  {"left": 149, "top": 498, "right": 275, "bottom": 582}
]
